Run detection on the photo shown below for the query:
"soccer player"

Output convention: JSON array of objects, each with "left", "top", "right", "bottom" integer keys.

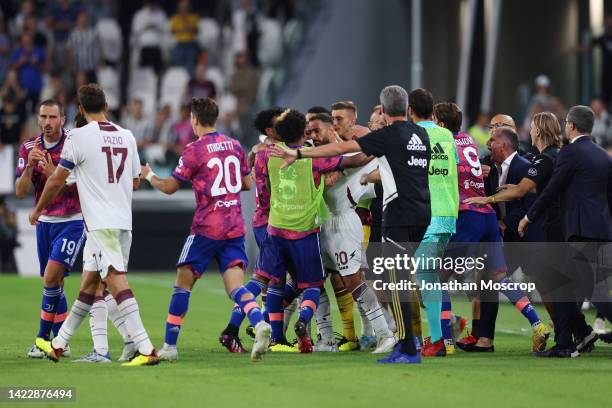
[
  {"left": 307, "top": 113, "right": 396, "bottom": 354},
  {"left": 66, "top": 112, "right": 135, "bottom": 364},
  {"left": 330, "top": 100, "right": 376, "bottom": 350},
  {"left": 270, "top": 86, "right": 431, "bottom": 364},
  {"left": 141, "top": 97, "right": 271, "bottom": 362},
  {"left": 30, "top": 83, "right": 158, "bottom": 366},
  {"left": 408, "top": 89, "right": 459, "bottom": 357},
  {"left": 219, "top": 107, "right": 284, "bottom": 353},
  {"left": 434, "top": 103, "right": 550, "bottom": 353},
  {"left": 15, "top": 100, "right": 83, "bottom": 359},
  {"left": 260, "top": 108, "right": 360, "bottom": 353}
]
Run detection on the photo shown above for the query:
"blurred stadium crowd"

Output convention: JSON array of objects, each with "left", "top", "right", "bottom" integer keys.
[{"left": 0, "top": 0, "right": 300, "bottom": 180}]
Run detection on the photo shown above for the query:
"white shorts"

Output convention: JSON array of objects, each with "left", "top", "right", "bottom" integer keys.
[
  {"left": 320, "top": 211, "right": 364, "bottom": 276},
  {"left": 83, "top": 229, "right": 132, "bottom": 278}
]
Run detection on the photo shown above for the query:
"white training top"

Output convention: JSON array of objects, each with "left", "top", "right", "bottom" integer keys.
[
  {"left": 59, "top": 121, "right": 140, "bottom": 231},
  {"left": 324, "top": 154, "right": 377, "bottom": 215}
]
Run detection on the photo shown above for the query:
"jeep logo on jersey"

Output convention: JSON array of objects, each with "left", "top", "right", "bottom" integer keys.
[
  {"left": 407, "top": 156, "right": 427, "bottom": 168},
  {"left": 429, "top": 167, "right": 449, "bottom": 176},
  {"left": 431, "top": 143, "right": 448, "bottom": 160},
  {"left": 406, "top": 133, "right": 426, "bottom": 151}
]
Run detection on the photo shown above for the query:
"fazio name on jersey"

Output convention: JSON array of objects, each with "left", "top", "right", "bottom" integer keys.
[
  {"left": 407, "top": 156, "right": 427, "bottom": 168},
  {"left": 103, "top": 135, "right": 124, "bottom": 145}
]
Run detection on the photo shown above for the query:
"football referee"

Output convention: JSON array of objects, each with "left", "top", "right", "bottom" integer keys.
[{"left": 269, "top": 85, "right": 432, "bottom": 364}]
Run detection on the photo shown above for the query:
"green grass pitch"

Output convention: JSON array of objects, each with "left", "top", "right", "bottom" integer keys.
[{"left": 0, "top": 273, "right": 610, "bottom": 408}]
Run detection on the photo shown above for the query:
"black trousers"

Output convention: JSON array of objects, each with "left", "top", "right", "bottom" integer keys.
[
  {"left": 553, "top": 237, "right": 612, "bottom": 347},
  {"left": 382, "top": 225, "right": 427, "bottom": 354}
]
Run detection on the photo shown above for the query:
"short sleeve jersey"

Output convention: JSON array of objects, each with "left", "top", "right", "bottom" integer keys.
[
  {"left": 324, "top": 155, "right": 378, "bottom": 215},
  {"left": 524, "top": 146, "right": 557, "bottom": 189},
  {"left": 59, "top": 121, "right": 140, "bottom": 231},
  {"left": 172, "top": 131, "right": 249, "bottom": 240},
  {"left": 356, "top": 121, "right": 431, "bottom": 227},
  {"left": 454, "top": 132, "right": 495, "bottom": 214},
  {"left": 16, "top": 129, "right": 81, "bottom": 218},
  {"left": 252, "top": 149, "right": 271, "bottom": 228}
]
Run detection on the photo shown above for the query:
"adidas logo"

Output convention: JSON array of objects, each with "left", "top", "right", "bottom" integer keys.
[
  {"left": 407, "top": 133, "right": 426, "bottom": 151},
  {"left": 431, "top": 142, "right": 448, "bottom": 160}
]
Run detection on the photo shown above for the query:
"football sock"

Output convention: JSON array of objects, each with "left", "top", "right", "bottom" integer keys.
[
  {"left": 38, "top": 285, "right": 61, "bottom": 340},
  {"left": 231, "top": 286, "right": 264, "bottom": 328},
  {"left": 51, "top": 288, "right": 68, "bottom": 337},
  {"left": 105, "top": 291, "right": 130, "bottom": 342},
  {"left": 418, "top": 271, "right": 443, "bottom": 343},
  {"left": 357, "top": 299, "right": 374, "bottom": 337},
  {"left": 52, "top": 291, "right": 94, "bottom": 350},
  {"left": 89, "top": 294, "right": 109, "bottom": 356},
  {"left": 266, "top": 286, "right": 285, "bottom": 342},
  {"left": 227, "top": 279, "right": 266, "bottom": 331},
  {"left": 315, "top": 289, "right": 334, "bottom": 341},
  {"left": 353, "top": 283, "right": 392, "bottom": 338},
  {"left": 283, "top": 280, "right": 299, "bottom": 304},
  {"left": 165, "top": 286, "right": 190, "bottom": 346},
  {"left": 441, "top": 289, "right": 453, "bottom": 341},
  {"left": 336, "top": 292, "right": 357, "bottom": 341},
  {"left": 382, "top": 306, "right": 396, "bottom": 332},
  {"left": 261, "top": 287, "right": 268, "bottom": 321},
  {"left": 498, "top": 277, "right": 541, "bottom": 327},
  {"left": 116, "top": 289, "right": 154, "bottom": 356},
  {"left": 299, "top": 287, "right": 320, "bottom": 324}
]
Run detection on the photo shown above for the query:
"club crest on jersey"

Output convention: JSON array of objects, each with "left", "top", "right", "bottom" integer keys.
[
  {"left": 528, "top": 168, "right": 538, "bottom": 177},
  {"left": 407, "top": 133, "right": 426, "bottom": 152}
]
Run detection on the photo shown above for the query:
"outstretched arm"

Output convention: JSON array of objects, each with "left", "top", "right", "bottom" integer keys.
[
  {"left": 140, "top": 163, "right": 181, "bottom": 195},
  {"left": 268, "top": 140, "right": 361, "bottom": 167},
  {"left": 464, "top": 178, "right": 536, "bottom": 206}
]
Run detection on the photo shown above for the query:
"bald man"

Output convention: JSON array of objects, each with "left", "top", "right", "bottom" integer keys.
[{"left": 481, "top": 114, "right": 516, "bottom": 203}]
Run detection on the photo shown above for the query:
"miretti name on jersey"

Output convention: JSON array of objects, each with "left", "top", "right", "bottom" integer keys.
[{"left": 172, "top": 131, "right": 249, "bottom": 240}]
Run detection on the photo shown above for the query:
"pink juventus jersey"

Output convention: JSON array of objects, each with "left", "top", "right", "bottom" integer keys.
[
  {"left": 252, "top": 149, "right": 270, "bottom": 228},
  {"left": 454, "top": 132, "right": 494, "bottom": 214},
  {"left": 15, "top": 130, "right": 81, "bottom": 217},
  {"left": 172, "top": 131, "right": 249, "bottom": 240}
]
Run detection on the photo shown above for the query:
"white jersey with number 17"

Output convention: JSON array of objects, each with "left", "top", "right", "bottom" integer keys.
[{"left": 59, "top": 121, "right": 140, "bottom": 231}]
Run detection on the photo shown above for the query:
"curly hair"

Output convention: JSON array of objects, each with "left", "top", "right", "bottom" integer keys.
[{"left": 274, "top": 109, "right": 306, "bottom": 144}]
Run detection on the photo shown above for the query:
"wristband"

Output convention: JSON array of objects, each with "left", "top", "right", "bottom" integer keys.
[
  {"left": 145, "top": 171, "right": 156, "bottom": 183},
  {"left": 490, "top": 196, "right": 496, "bottom": 204},
  {"left": 297, "top": 149, "right": 302, "bottom": 159}
]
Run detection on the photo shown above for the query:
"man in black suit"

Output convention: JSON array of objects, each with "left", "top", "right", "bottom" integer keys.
[{"left": 520, "top": 105, "right": 612, "bottom": 357}]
